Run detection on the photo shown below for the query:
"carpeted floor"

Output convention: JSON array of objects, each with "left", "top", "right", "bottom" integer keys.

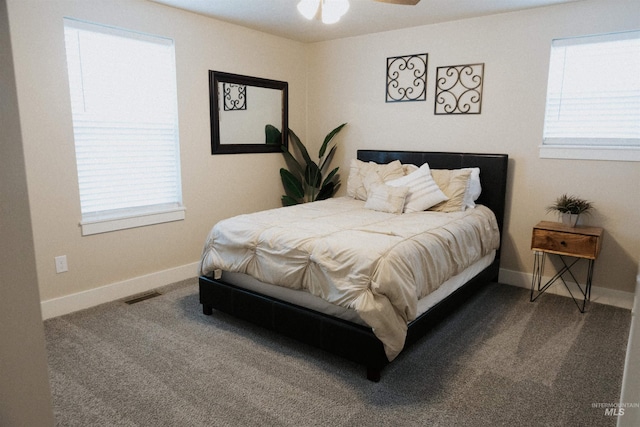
[{"left": 45, "top": 279, "right": 631, "bottom": 426}]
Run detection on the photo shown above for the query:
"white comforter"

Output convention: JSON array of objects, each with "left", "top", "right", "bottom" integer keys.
[{"left": 199, "top": 197, "right": 499, "bottom": 361}]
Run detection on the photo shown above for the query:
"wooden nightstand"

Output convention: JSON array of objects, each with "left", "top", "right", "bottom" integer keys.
[{"left": 530, "top": 221, "right": 603, "bottom": 312}]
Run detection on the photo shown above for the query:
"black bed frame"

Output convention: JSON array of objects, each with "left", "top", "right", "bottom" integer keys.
[{"left": 199, "top": 150, "right": 509, "bottom": 381}]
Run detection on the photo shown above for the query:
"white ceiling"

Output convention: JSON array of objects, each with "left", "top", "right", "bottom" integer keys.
[{"left": 150, "top": 0, "right": 582, "bottom": 43}]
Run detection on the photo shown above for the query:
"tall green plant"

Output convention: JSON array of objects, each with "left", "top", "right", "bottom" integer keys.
[{"left": 280, "top": 123, "right": 347, "bottom": 206}]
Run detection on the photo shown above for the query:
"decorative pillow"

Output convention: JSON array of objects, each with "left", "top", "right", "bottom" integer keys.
[
  {"left": 402, "top": 163, "right": 418, "bottom": 175},
  {"left": 463, "top": 167, "right": 481, "bottom": 209},
  {"left": 363, "top": 170, "right": 384, "bottom": 195},
  {"left": 430, "top": 169, "right": 472, "bottom": 212},
  {"left": 347, "top": 159, "right": 405, "bottom": 200},
  {"left": 364, "top": 183, "right": 409, "bottom": 214},
  {"left": 386, "top": 164, "right": 449, "bottom": 213}
]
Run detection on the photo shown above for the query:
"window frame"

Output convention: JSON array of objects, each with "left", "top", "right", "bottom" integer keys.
[
  {"left": 540, "top": 30, "right": 640, "bottom": 162},
  {"left": 63, "top": 18, "right": 184, "bottom": 235}
]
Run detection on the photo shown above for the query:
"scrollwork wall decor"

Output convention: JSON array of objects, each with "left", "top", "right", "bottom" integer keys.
[
  {"left": 386, "top": 53, "right": 428, "bottom": 103},
  {"left": 435, "top": 63, "right": 484, "bottom": 114},
  {"left": 223, "top": 83, "right": 247, "bottom": 111}
]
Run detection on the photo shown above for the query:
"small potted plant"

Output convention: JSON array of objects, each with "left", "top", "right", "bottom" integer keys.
[{"left": 546, "top": 194, "right": 593, "bottom": 227}]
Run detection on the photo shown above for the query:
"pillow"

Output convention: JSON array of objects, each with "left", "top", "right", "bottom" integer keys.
[
  {"left": 430, "top": 169, "right": 472, "bottom": 212},
  {"left": 364, "top": 183, "right": 409, "bottom": 214},
  {"left": 386, "top": 164, "right": 449, "bottom": 212},
  {"left": 402, "top": 163, "right": 418, "bottom": 175},
  {"left": 463, "top": 167, "right": 481, "bottom": 209},
  {"left": 363, "top": 170, "right": 384, "bottom": 195},
  {"left": 346, "top": 159, "right": 405, "bottom": 200}
]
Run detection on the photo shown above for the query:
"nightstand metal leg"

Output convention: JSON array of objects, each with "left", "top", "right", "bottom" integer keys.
[
  {"left": 531, "top": 251, "right": 567, "bottom": 301},
  {"left": 556, "top": 255, "right": 589, "bottom": 312},
  {"left": 531, "top": 251, "right": 545, "bottom": 301},
  {"left": 530, "top": 253, "right": 592, "bottom": 313},
  {"left": 586, "top": 259, "right": 595, "bottom": 302}
]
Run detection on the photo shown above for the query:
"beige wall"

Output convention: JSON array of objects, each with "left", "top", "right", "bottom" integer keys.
[
  {"left": 7, "top": 0, "right": 307, "bottom": 301},
  {"left": 5, "top": 0, "right": 640, "bottom": 308},
  {"left": 1, "top": 0, "right": 54, "bottom": 423},
  {"left": 306, "top": 0, "right": 640, "bottom": 294}
]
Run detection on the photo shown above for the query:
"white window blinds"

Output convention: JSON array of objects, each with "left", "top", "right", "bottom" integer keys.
[
  {"left": 63, "top": 19, "right": 183, "bottom": 234},
  {"left": 541, "top": 30, "right": 640, "bottom": 160}
]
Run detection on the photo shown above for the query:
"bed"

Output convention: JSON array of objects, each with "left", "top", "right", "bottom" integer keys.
[{"left": 199, "top": 150, "right": 508, "bottom": 381}]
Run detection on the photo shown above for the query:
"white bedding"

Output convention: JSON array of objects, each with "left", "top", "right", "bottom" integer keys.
[
  {"left": 199, "top": 197, "right": 500, "bottom": 361},
  {"left": 218, "top": 250, "right": 495, "bottom": 327}
]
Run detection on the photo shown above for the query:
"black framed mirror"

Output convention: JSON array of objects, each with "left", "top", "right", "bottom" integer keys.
[{"left": 209, "top": 71, "right": 288, "bottom": 154}]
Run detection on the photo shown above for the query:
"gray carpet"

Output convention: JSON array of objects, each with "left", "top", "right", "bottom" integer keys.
[{"left": 45, "top": 279, "right": 631, "bottom": 427}]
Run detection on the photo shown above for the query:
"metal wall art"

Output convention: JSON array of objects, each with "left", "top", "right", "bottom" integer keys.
[
  {"left": 435, "top": 63, "right": 484, "bottom": 114},
  {"left": 386, "top": 53, "right": 428, "bottom": 102},
  {"left": 222, "top": 83, "right": 247, "bottom": 111}
]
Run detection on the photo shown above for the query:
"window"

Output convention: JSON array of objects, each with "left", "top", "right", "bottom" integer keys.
[
  {"left": 63, "top": 18, "right": 183, "bottom": 235},
  {"left": 541, "top": 30, "right": 640, "bottom": 161}
]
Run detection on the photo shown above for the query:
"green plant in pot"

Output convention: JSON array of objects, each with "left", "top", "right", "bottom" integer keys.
[
  {"left": 546, "top": 194, "right": 593, "bottom": 227},
  {"left": 279, "top": 123, "right": 347, "bottom": 206}
]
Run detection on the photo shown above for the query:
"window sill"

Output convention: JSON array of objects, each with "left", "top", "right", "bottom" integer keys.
[
  {"left": 80, "top": 205, "right": 185, "bottom": 236},
  {"left": 539, "top": 145, "right": 640, "bottom": 162}
]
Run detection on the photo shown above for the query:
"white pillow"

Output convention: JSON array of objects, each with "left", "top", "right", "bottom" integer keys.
[
  {"left": 364, "top": 183, "right": 409, "bottom": 214},
  {"left": 346, "top": 159, "right": 405, "bottom": 201},
  {"left": 386, "top": 164, "right": 449, "bottom": 212},
  {"left": 463, "top": 167, "right": 481, "bottom": 209}
]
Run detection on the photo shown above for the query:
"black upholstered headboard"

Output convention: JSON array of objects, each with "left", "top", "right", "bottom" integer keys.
[{"left": 357, "top": 150, "right": 509, "bottom": 246}]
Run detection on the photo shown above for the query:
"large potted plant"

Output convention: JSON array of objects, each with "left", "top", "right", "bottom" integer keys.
[
  {"left": 279, "top": 123, "right": 347, "bottom": 206},
  {"left": 546, "top": 194, "right": 593, "bottom": 227}
]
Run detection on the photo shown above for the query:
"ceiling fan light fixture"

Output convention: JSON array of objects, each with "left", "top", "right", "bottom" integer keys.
[
  {"left": 297, "top": 0, "right": 320, "bottom": 20},
  {"left": 297, "top": 0, "right": 350, "bottom": 24},
  {"left": 321, "top": 0, "right": 350, "bottom": 24}
]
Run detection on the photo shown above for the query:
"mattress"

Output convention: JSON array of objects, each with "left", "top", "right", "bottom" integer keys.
[
  {"left": 199, "top": 197, "right": 500, "bottom": 360},
  {"left": 218, "top": 249, "right": 496, "bottom": 327}
]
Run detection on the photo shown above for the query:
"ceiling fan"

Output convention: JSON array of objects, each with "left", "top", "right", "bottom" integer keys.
[
  {"left": 375, "top": 0, "right": 421, "bottom": 4},
  {"left": 298, "top": 0, "right": 420, "bottom": 25}
]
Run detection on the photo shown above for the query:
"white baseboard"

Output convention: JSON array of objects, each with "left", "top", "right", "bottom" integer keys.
[
  {"left": 41, "top": 262, "right": 200, "bottom": 320},
  {"left": 41, "top": 264, "right": 635, "bottom": 321},
  {"left": 499, "top": 268, "right": 635, "bottom": 311}
]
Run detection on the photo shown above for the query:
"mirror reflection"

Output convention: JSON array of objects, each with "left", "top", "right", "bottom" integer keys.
[{"left": 209, "top": 71, "right": 288, "bottom": 154}]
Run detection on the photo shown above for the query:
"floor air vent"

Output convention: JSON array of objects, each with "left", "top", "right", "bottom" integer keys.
[{"left": 124, "top": 291, "right": 162, "bottom": 305}]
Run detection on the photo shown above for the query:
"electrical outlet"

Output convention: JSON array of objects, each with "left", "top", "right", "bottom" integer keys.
[{"left": 55, "top": 255, "right": 68, "bottom": 273}]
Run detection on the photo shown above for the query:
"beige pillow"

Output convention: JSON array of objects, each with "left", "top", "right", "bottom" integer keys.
[
  {"left": 364, "top": 183, "right": 409, "bottom": 214},
  {"left": 386, "top": 164, "right": 449, "bottom": 213},
  {"left": 430, "top": 169, "right": 472, "bottom": 212},
  {"left": 363, "top": 170, "right": 384, "bottom": 195},
  {"left": 402, "top": 163, "right": 419, "bottom": 175},
  {"left": 346, "top": 159, "right": 405, "bottom": 200}
]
